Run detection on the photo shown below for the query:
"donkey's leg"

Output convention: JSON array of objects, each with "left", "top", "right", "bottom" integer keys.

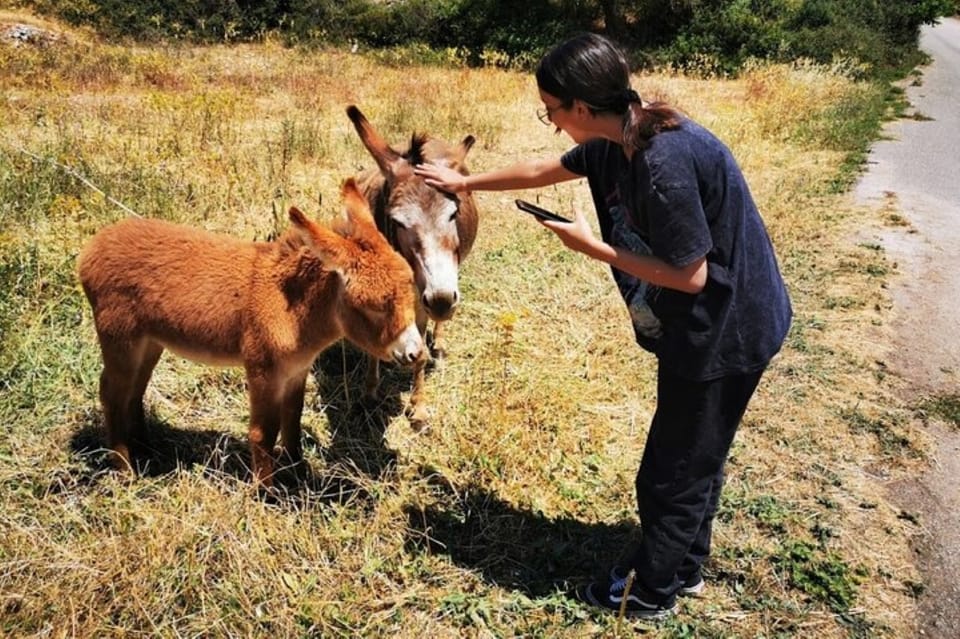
[
  {"left": 429, "top": 319, "right": 447, "bottom": 360},
  {"left": 97, "top": 336, "right": 148, "bottom": 473},
  {"left": 246, "top": 371, "right": 282, "bottom": 488},
  {"left": 279, "top": 373, "right": 307, "bottom": 477},
  {"left": 406, "top": 356, "right": 430, "bottom": 428},
  {"left": 128, "top": 341, "right": 163, "bottom": 455},
  {"left": 406, "top": 309, "right": 431, "bottom": 427}
]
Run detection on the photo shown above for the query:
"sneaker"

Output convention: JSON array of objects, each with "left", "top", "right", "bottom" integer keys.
[
  {"left": 581, "top": 576, "right": 676, "bottom": 620},
  {"left": 609, "top": 565, "right": 705, "bottom": 597}
]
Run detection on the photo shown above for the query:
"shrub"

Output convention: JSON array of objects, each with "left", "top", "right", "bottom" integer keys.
[
  {"left": 653, "top": 0, "right": 953, "bottom": 76},
  {"left": 20, "top": 0, "right": 958, "bottom": 77},
  {"left": 27, "top": 0, "right": 290, "bottom": 41}
]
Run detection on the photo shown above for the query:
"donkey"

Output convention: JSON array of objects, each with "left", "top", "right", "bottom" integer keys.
[
  {"left": 77, "top": 179, "right": 423, "bottom": 487},
  {"left": 346, "top": 105, "right": 478, "bottom": 425}
]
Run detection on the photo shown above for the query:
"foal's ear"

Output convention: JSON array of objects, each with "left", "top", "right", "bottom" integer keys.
[
  {"left": 339, "top": 178, "right": 385, "bottom": 245},
  {"left": 288, "top": 206, "right": 347, "bottom": 271}
]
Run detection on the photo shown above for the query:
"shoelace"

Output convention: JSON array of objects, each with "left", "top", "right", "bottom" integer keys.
[
  {"left": 610, "top": 573, "right": 665, "bottom": 614},
  {"left": 610, "top": 577, "right": 630, "bottom": 595}
]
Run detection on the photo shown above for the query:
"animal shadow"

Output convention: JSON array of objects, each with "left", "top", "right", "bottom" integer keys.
[
  {"left": 67, "top": 403, "right": 365, "bottom": 505},
  {"left": 66, "top": 341, "right": 426, "bottom": 501},
  {"left": 310, "top": 341, "right": 421, "bottom": 480},
  {"left": 69, "top": 408, "right": 252, "bottom": 481},
  {"left": 403, "top": 477, "right": 640, "bottom": 597}
]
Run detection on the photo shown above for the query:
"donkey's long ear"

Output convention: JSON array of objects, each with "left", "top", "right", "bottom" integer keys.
[
  {"left": 346, "top": 105, "right": 407, "bottom": 178},
  {"left": 457, "top": 135, "right": 476, "bottom": 160},
  {"left": 289, "top": 206, "right": 347, "bottom": 270},
  {"left": 446, "top": 134, "right": 475, "bottom": 171}
]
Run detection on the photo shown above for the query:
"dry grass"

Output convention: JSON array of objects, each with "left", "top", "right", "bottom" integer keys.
[{"left": 0, "top": 11, "right": 929, "bottom": 638}]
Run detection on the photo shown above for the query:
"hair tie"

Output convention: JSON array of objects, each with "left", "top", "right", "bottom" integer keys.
[{"left": 623, "top": 88, "right": 641, "bottom": 103}]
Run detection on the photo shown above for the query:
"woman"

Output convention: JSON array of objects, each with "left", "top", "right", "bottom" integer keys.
[{"left": 415, "top": 33, "right": 792, "bottom": 619}]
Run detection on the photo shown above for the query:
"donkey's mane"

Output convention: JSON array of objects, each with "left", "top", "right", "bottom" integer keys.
[{"left": 403, "top": 132, "right": 431, "bottom": 166}]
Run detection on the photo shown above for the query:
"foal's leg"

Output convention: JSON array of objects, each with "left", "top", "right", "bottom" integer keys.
[
  {"left": 246, "top": 370, "right": 282, "bottom": 488},
  {"left": 279, "top": 373, "right": 307, "bottom": 478},
  {"left": 128, "top": 341, "right": 163, "bottom": 455},
  {"left": 98, "top": 336, "right": 152, "bottom": 473},
  {"left": 364, "top": 356, "right": 381, "bottom": 401}
]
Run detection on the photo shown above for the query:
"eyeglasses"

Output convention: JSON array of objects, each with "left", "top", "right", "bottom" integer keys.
[{"left": 536, "top": 102, "right": 566, "bottom": 125}]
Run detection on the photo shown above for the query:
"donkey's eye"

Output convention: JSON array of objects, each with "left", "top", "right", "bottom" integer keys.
[{"left": 448, "top": 210, "right": 458, "bottom": 223}]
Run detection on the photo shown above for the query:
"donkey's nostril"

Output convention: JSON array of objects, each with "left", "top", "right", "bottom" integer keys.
[
  {"left": 423, "top": 293, "right": 457, "bottom": 320},
  {"left": 397, "top": 343, "right": 423, "bottom": 365},
  {"left": 430, "top": 299, "right": 452, "bottom": 318}
]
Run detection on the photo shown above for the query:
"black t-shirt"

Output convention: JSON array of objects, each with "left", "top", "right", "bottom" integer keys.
[{"left": 561, "top": 117, "right": 792, "bottom": 381}]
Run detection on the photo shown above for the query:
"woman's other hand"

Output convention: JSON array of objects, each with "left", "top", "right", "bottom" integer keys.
[{"left": 539, "top": 210, "right": 600, "bottom": 256}]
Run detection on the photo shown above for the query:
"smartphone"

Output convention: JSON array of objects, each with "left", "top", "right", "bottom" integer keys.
[{"left": 515, "top": 199, "right": 572, "bottom": 223}]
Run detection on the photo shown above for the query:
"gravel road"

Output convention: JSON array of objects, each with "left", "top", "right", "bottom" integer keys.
[{"left": 854, "top": 16, "right": 960, "bottom": 638}]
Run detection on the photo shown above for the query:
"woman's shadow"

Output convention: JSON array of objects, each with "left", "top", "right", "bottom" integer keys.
[
  {"left": 403, "top": 474, "right": 640, "bottom": 597},
  {"left": 314, "top": 347, "right": 642, "bottom": 597}
]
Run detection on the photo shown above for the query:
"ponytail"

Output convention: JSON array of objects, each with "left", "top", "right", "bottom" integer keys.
[{"left": 623, "top": 100, "right": 682, "bottom": 152}]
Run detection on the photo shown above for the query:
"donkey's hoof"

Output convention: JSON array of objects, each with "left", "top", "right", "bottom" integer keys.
[
  {"left": 362, "top": 388, "right": 383, "bottom": 407},
  {"left": 406, "top": 404, "right": 431, "bottom": 430},
  {"left": 108, "top": 445, "right": 137, "bottom": 475}
]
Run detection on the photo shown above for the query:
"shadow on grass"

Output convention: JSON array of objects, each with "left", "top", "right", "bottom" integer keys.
[
  {"left": 309, "top": 342, "right": 407, "bottom": 480},
  {"left": 403, "top": 479, "right": 639, "bottom": 597},
  {"left": 65, "top": 411, "right": 370, "bottom": 505},
  {"left": 307, "top": 337, "right": 439, "bottom": 477},
  {"left": 64, "top": 340, "right": 422, "bottom": 504},
  {"left": 68, "top": 411, "right": 252, "bottom": 480}
]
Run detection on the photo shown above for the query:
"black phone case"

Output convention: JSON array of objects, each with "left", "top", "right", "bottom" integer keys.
[{"left": 515, "top": 199, "right": 572, "bottom": 223}]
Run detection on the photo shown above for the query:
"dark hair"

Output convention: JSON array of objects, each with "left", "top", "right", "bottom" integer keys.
[{"left": 535, "top": 33, "right": 680, "bottom": 151}]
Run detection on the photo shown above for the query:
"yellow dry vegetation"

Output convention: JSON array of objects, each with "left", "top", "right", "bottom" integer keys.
[{"left": 0, "top": 11, "right": 929, "bottom": 638}]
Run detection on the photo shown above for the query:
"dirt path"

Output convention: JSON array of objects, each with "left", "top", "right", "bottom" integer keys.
[{"left": 853, "top": 17, "right": 960, "bottom": 637}]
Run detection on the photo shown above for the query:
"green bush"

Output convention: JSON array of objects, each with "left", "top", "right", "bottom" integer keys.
[
  {"left": 20, "top": 0, "right": 958, "bottom": 77},
  {"left": 655, "top": 0, "right": 953, "bottom": 76},
  {"left": 427, "top": 0, "right": 590, "bottom": 64},
  {"left": 27, "top": 0, "right": 290, "bottom": 41},
  {"left": 291, "top": 0, "right": 590, "bottom": 65}
]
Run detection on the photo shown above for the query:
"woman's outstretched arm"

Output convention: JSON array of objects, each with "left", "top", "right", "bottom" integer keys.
[{"left": 415, "top": 156, "right": 578, "bottom": 194}]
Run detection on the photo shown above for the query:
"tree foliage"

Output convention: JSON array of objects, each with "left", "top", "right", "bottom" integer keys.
[
  {"left": 22, "top": 0, "right": 956, "bottom": 77},
  {"left": 655, "top": 0, "right": 954, "bottom": 74}
]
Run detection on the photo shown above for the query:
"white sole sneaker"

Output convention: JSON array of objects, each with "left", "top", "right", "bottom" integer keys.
[{"left": 608, "top": 566, "right": 705, "bottom": 597}]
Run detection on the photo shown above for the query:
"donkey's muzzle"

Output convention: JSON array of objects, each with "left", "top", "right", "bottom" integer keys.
[{"left": 423, "top": 291, "right": 459, "bottom": 321}]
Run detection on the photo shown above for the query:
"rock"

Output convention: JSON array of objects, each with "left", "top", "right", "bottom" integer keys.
[{"left": 2, "top": 22, "right": 62, "bottom": 47}]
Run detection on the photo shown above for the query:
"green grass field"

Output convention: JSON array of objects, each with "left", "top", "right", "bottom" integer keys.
[{"left": 0, "top": 10, "right": 939, "bottom": 638}]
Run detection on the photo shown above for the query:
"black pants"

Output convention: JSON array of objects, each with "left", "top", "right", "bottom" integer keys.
[{"left": 631, "top": 366, "right": 764, "bottom": 605}]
